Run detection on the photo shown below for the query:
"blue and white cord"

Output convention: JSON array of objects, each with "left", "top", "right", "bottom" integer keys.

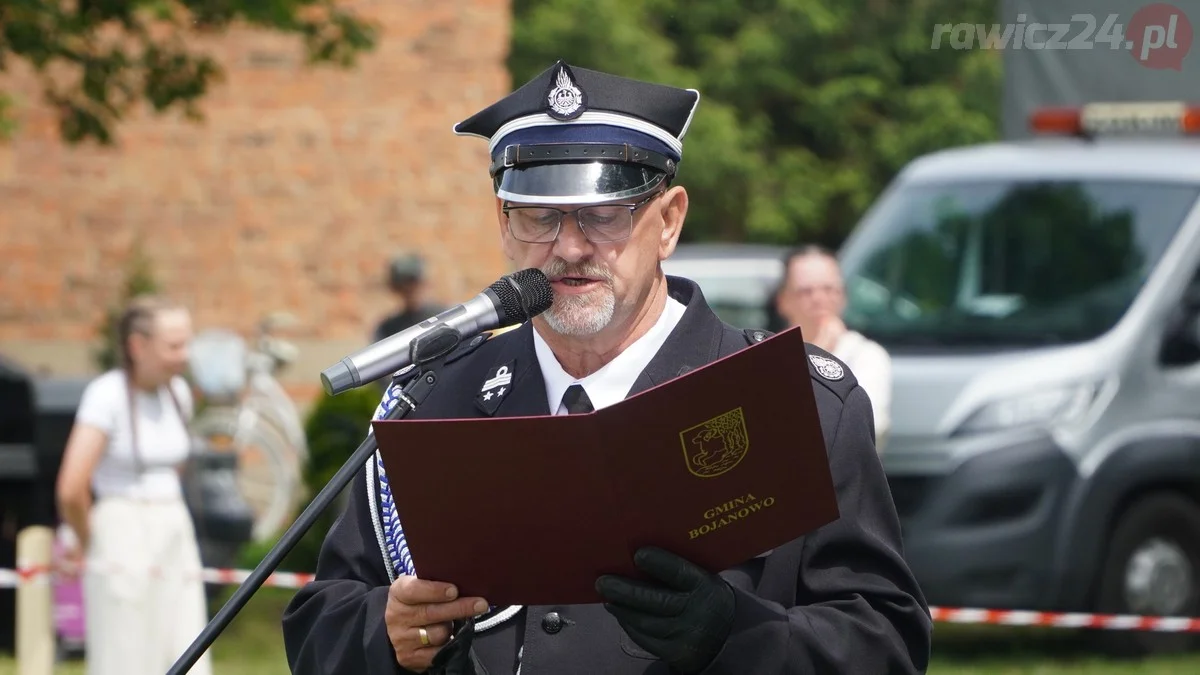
[{"left": 369, "top": 379, "right": 524, "bottom": 662}]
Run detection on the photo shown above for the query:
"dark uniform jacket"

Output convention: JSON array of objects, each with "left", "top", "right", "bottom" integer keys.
[{"left": 282, "top": 276, "right": 933, "bottom": 675}]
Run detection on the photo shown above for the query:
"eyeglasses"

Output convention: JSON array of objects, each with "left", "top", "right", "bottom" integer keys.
[
  {"left": 787, "top": 283, "right": 843, "bottom": 297},
  {"left": 502, "top": 191, "right": 664, "bottom": 244}
]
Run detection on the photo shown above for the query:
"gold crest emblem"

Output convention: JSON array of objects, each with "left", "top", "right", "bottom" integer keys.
[{"left": 680, "top": 407, "right": 749, "bottom": 479}]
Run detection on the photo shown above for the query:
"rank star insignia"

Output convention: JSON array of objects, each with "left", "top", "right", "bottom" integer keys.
[
  {"left": 808, "top": 354, "right": 844, "bottom": 381},
  {"left": 476, "top": 360, "right": 516, "bottom": 415},
  {"left": 545, "top": 64, "right": 586, "bottom": 120}
]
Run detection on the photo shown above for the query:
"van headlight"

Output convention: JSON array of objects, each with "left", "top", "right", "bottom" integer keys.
[{"left": 955, "top": 382, "right": 1101, "bottom": 435}]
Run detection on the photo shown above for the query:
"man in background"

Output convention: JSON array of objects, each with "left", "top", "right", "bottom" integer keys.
[
  {"left": 775, "top": 245, "right": 893, "bottom": 450},
  {"left": 371, "top": 254, "right": 445, "bottom": 391},
  {"left": 374, "top": 253, "right": 445, "bottom": 343}
]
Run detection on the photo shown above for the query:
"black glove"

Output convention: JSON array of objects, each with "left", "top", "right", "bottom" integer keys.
[
  {"left": 426, "top": 618, "right": 488, "bottom": 675},
  {"left": 595, "top": 547, "right": 736, "bottom": 674}
]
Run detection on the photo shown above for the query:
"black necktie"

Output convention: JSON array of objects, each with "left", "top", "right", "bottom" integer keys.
[{"left": 561, "top": 384, "right": 594, "bottom": 414}]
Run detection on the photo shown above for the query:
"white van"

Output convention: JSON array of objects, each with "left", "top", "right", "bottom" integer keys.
[{"left": 836, "top": 102, "right": 1200, "bottom": 655}]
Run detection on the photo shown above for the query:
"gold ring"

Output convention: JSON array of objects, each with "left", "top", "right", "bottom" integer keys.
[{"left": 418, "top": 626, "right": 431, "bottom": 647}]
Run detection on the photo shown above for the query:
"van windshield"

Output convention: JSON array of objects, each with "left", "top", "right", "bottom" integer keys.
[{"left": 839, "top": 180, "right": 1200, "bottom": 350}]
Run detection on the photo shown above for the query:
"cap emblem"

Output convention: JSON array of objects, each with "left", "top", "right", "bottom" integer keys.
[{"left": 545, "top": 64, "right": 586, "bottom": 120}]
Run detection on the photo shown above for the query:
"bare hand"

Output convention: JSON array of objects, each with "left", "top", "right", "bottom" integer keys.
[
  {"left": 59, "top": 539, "right": 85, "bottom": 579},
  {"left": 813, "top": 315, "right": 846, "bottom": 352},
  {"left": 385, "top": 575, "right": 488, "bottom": 672}
]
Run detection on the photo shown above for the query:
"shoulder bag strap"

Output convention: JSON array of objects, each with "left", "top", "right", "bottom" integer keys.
[
  {"left": 126, "top": 376, "right": 194, "bottom": 473},
  {"left": 164, "top": 380, "right": 191, "bottom": 440},
  {"left": 164, "top": 381, "right": 197, "bottom": 470},
  {"left": 125, "top": 371, "right": 145, "bottom": 476},
  {"left": 164, "top": 381, "right": 207, "bottom": 540}
]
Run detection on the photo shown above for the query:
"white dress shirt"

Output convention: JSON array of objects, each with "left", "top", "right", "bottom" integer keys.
[{"left": 533, "top": 296, "right": 687, "bottom": 415}]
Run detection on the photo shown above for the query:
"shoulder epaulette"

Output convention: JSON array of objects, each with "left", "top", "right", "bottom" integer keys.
[
  {"left": 743, "top": 328, "right": 772, "bottom": 345},
  {"left": 805, "top": 343, "right": 858, "bottom": 402}
]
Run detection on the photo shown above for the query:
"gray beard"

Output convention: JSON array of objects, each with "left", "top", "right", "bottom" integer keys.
[{"left": 542, "top": 289, "right": 617, "bottom": 336}]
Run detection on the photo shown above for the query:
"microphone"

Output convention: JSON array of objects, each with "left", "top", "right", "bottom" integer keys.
[{"left": 321, "top": 268, "right": 553, "bottom": 395}]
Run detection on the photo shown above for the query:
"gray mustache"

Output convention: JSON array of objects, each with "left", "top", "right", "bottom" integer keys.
[{"left": 542, "top": 259, "right": 613, "bottom": 282}]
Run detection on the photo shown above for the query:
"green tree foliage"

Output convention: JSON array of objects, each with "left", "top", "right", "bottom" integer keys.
[
  {"left": 509, "top": 0, "right": 1002, "bottom": 247},
  {"left": 94, "top": 244, "right": 161, "bottom": 371},
  {"left": 0, "top": 93, "right": 15, "bottom": 138},
  {"left": 0, "top": 0, "right": 376, "bottom": 144}
]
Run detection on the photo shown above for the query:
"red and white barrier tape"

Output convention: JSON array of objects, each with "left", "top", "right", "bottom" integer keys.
[
  {"left": 0, "top": 564, "right": 314, "bottom": 591},
  {"left": 3, "top": 566, "right": 1199, "bottom": 632},
  {"left": 929, "top": 606, "right": 1200, "bottom": 632}
]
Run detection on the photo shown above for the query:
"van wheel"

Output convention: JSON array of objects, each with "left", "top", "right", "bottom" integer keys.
[{"left": 1093, "top": 492, "right": 1200, "bottom": 656}]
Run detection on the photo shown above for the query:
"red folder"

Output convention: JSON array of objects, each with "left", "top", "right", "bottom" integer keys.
[{"left": 372, "top": 325, "right": 840, "bottom": 606}]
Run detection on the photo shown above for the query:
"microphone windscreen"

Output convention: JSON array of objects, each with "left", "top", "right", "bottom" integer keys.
[{"left": 491, "top": 268, "right": 553, "bottom": 322}]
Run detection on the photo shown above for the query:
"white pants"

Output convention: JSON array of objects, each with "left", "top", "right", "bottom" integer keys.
[{"left": 84, "top": 496, "right": 213, "bottom": 675}]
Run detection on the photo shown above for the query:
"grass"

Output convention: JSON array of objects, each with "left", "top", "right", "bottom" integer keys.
[
  {"left": 0, "top": 587, "right": 296, "bottom": 675},
  {"left": 923, "top": 624, "right": 1200, "bottom": 674},
  {"left": 1, "top": 587, "right": 1198, "bottom": 674}
]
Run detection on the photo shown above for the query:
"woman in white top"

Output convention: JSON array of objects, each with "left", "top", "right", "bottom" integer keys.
[{"left": 56, "top": 295, "right": 212, "bottom": 675}]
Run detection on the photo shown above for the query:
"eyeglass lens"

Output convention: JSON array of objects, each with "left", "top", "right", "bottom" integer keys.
[{"left": 506, "top": 205, "right": 633, "bottom": 243}]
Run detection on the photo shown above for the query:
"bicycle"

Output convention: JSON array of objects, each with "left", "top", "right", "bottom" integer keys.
[{"left": 188, "top": 312, "right": 308, "bottom": 542}]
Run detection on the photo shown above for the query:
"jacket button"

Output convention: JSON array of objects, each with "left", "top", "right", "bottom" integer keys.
[{"left": 541, "top": 611, "right": 563, "bottom": 634}]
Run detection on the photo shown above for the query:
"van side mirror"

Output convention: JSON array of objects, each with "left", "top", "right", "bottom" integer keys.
[
  {"left": 1184, "top": 278, "right": 1200, "bottom": 312},
  {"left": 1189, "top": 313, "right": 1200, "bottom": 346},
  {"left": 1160, "top": 303, "right": 1200, "bottom": 366},
  {"left": 1181, "top": 277, "right": 1200, "bottom": 344}
]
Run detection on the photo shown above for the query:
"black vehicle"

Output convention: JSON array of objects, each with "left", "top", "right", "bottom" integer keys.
[{"left": 0, "top": 355, "right": 53, "bottom": 652}]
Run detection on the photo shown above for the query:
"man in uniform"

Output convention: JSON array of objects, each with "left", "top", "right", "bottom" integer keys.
[
  {"left": 374, "top": 253, "right": 445, "bottom": 343},
  {"left": 282, "top": 61, "right": 932, "bottom": 675}
]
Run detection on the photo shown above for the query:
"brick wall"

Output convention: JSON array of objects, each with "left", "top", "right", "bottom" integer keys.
[{"left": 0, "top": 0, "right": 513, "bottom": 406}]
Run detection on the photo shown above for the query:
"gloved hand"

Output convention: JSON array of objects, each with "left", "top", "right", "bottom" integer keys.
[
  {"left": 595, "top": 547, "right": 736, "bottom": 674},
  {"left": 427, "top": 619, "right": 486, "bottom": 675}
]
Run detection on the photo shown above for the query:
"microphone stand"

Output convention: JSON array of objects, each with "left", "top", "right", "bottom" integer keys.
[{"left": 167, "top": 325, "right": 464, "bottom": 675}]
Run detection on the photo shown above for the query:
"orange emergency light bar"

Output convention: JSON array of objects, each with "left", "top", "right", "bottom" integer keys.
[{"left": 1029, "top": 102, "right": 1200, "bottom": 137}]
